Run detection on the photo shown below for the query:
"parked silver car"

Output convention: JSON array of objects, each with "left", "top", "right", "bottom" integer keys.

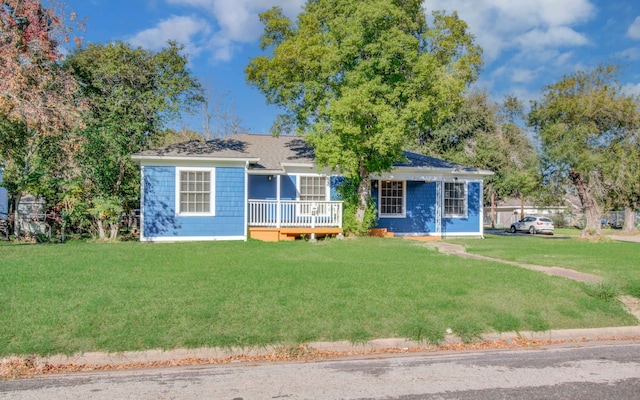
[{"left": 510, "top": 216, "right": 554, "bottom": 235}]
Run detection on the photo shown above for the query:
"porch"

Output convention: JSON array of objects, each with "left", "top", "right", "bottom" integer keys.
[{"left": 248, "top": 200, "right": 343, "bottom": 242}]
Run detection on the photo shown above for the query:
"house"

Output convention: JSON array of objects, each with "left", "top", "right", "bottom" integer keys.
[
  {"left": 483, "top": 195, "right": 583, "bottom": 229},
  {"left": 132, "top": 134, "right": 493, "bottom": 242},
  {"left": 0, "top": 168, "right": 8, "bottom": 218}
]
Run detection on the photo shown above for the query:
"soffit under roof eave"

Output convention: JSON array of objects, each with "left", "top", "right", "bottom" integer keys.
[
  {"left": 373, "top": 167, "right": 494, "bottom": 180},
  {"left": 132, "top": 155, "right": 260, "bottom": 164}
]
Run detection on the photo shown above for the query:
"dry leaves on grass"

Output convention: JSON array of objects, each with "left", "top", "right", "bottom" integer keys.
[{"left": 2, "top": 336, "right": 638, "bottom": 380}]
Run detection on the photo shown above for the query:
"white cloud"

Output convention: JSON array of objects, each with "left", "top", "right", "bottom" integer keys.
[
  {"left": 164, "top": 0, "right": 305, "bottom": 61},
  {"left": 628, "top": 16, "right": 640, "bottom": 40},
  {"left": 614, "top": 47, "right": 640, "bottom": 61},
  {"left": 516, "top": 26, "right": 589, "bottom": 49},
  {"left": 128, "top": 15, "right": 210, "bottom": 57},
  {"left": 621, "top": 82, "right": 640, "bottom": 97},
  {"left": 428, "top": 0, "right": 594, "bottom": 62},
  {"left": 511, "top": 68, "right": 537, "bottom": 84}
]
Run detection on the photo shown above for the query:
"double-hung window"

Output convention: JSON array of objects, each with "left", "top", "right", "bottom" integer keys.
[
  {"left": 444, "top": 181, "right": 466, "bottom": 218},
  {"left": 379, "top": 180, "right": 405, "bottom": 218},
  {"left": 176, "top": 168, "right": 215, "bottom": 216},
  {"left": 298, "top": 175, "right": 328, "bottom": 215}
]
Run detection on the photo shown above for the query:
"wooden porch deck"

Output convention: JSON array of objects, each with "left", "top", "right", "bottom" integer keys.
[{"left": 249, "top": 227, "right": 344, "bottom": 242}]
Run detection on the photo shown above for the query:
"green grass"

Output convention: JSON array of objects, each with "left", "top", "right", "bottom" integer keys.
[
  {"left": 454, "top": 233, "right": 640, "bottom": 297},
  {"left": 0, "top": 237, "right": 636, "bottom": 356}
]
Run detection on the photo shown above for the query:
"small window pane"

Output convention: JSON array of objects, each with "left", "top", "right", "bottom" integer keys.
[
  {"left": 178, "top": 170, "right": 211, "bottom": 214},
  {"left": 380, "top": 181, "right": 404, "bottom": 216},
  {"left": 444, "top": 182, "right": 466, "bottom": 217}
]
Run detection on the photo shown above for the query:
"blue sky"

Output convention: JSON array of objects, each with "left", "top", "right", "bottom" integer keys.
[{"left": 60, "top": 0, "right": 640, "bottom": 134}]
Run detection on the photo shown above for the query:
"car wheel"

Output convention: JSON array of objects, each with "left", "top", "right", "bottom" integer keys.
[
  {"left": 510, "top": 226, "right": 516, "bottom": 234},
  {"left": 529, "top": 226, "right": 535, "bottom": 235}
]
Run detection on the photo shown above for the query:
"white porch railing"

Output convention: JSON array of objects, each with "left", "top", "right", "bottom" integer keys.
[{"left": 248, "top": 200, "right": 343, "bottom": 228}]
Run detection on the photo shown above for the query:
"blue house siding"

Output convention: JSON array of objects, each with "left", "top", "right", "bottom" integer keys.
[
  {"left": 248, "top": 174, "right": 332, "bottom": 201},
  {"left": 374, "top": 181, "right": 437, "bottom": 234},
  {"left": 442, "top": 182, "right": 482, "bottom": 234},
  {"left": 248, "top": 175, "right": 276, "bottom": 199},
  {"left": 0, "top": 169, "right": 8, "bottom": 216},
  {"left": 142, "top": 166, "right": 246, "bottom": 240}
]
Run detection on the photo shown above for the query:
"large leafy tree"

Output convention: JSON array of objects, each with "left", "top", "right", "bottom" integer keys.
[
  {"left": 64, "top": 41, "right": 203, "bottom": 240},
  {"left": 413, "top": 91, "right": 540, "bottom": 215},
  {"left": 246, "top": 1, "right": 482, "bottom": 225},
  {"left": 0, "top": 0, "right": 82, "bottom": 237},
  {"left": 529, "top": 65, "right": 638, "bottom": 238}
]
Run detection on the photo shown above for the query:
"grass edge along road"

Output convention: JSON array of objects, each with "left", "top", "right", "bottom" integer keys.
[{"left": 0, "top": 237, "right": 637, "bottom": 357}]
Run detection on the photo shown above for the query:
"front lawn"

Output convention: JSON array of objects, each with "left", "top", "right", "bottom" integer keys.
[{"left": 0, "top": 237, "right": 635, "bottom": 357}]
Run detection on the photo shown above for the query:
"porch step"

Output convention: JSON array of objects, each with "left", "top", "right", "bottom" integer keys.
[{"left": 369, "top": 228, "right": 394, "bottom": 238}]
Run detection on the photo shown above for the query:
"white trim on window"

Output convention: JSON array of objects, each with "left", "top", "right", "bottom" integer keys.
[
  {"left": 175, "top": 167, "right": 216, "bottom": 216},
  {"left": 378, "top": 180, "right": 406, "bottom": 218},
  {"left": 295, "top": 174, "right": 330, "bottom": 216},
  {"left": 444, "top": 181, "right": 467, "bottom": 218}
]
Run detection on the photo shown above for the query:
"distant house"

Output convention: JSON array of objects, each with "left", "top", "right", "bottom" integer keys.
[
  {"left": 0, "top": 168, "right": 8, "bottom": 218},
  {"left": 132, "top": 134, "right": 493, "bottom": 242},
  {"left": 484, "top": 196, "right": 583, "bottom": 228}
]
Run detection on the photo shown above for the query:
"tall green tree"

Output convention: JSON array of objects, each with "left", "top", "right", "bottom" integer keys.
[
  {"left": 246, "top": 1, "right": 482, "bottom": 226},
  {"left": 528, "top": 65, "right": 638, "bottom": 238},
  {"left": 65, "top": 41, "right": 203, "bottom": 240},
  {"left": 413, "top": 91, "right": 540, "bottom": 216}
]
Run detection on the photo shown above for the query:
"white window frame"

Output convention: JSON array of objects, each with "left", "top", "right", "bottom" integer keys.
[
  {"left": 296, "top": 175, "right": 330, "bottom": 216},
  {"left": 378, "top": 180, "right": 406, "bottom": 218},
  {"left": 175, "top": 167, "right": 216, "bottom": 216},
  {"left": 444, "top": 181, "right": 467, "bottom": 218}
]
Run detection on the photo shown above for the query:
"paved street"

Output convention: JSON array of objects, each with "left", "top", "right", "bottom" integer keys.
[{"left": 2, "top": 341, "right": 639, "bottom": 399}]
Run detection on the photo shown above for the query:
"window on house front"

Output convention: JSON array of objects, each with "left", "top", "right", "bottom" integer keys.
[
  {"left": 299, "top": 176, "right": 327, "bottom": 202},
  {"left": 177, "top": 168, "right": 215, "bottom": 215},
  {"left": 379, "top": 180, "right": 405, "bottom": 217},
  {"left": 298, "top": 175, "right": 328, "bottom": 215},
  {"left": 444, "top": 181, "right": 466, "bottom": 218}
]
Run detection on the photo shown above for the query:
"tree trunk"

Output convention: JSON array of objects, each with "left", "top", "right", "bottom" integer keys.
[
  {"left": 13, "top": 195, "right": 21, "bottom": 239},
  {"left": 97, "top": 219, "right": 106, "bottom": 239},
  {"left": 569, "top": 170, "right": 601, "bottom": 238},
  {"left": 355, "top": 160, "right": 371, "bottom": 225},
  {"left": 109, "top": 222, "right": 119, "bottom": 241},
  {"left": 623, "top": 204, "right": 636, "bottom": 233},
  {"left": 491, "top": 192, "right": 495, "bottom": 229}
]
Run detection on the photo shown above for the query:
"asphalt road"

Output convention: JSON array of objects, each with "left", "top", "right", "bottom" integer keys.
[{"left": 2, "top": 341, "right": 639, "bottom": 400}]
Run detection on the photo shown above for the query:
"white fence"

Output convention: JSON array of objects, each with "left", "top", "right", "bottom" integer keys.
[{"left": 248, "top": 200, "right": 343, "bottom": 228}]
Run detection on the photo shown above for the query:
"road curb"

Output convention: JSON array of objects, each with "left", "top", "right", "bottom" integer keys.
[{"left": 10, "top": 326, "right": 639, "bottom": 368}]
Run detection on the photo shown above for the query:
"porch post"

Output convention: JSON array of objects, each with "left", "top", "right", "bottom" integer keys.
[{"left": 276, "top": 175, "right": 281, "bottom": 228}]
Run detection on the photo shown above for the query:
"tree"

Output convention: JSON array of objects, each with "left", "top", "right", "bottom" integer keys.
[
  {"left": 65, "top": 41, "right": 203, "bottom": 240},
  {"left": 413, "top": 91, "right": 540, "bottom": 222},
  {"left": 201, "top": 83, "right": 245, "bottom": 139},
  {"left": 0, "top": 0, "right": 81, "bottom": 132},
  {"left": 151, "top": 127, "right": 204, "bottom": 148},
  {"left": 0, "top": 0, "right": 82, "bottom": 238},
  {"left": 528, "top": 65, "right": 638, "bottom": 238},
  {"left": 246, "top": 1, "right": 482, "bottom": 227}
]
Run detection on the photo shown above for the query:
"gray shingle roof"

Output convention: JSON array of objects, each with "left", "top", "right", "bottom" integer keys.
[
  {"left": 133, "top": 133, "right": 491, "bottom": 175},
  {"left": 133, "top": 134, "right": 314, "bottom": 172}
]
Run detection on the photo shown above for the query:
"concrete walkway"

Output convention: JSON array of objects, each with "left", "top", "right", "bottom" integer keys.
[
  {"left": 427, "top": 242, "right": 601, "bottom": 283},
  {"left": 426, "top": 240, "right": 640, "bottom": 322}
]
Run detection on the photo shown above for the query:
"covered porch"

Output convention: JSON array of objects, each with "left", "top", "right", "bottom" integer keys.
[{"left": 248, "top": 200, "right": 343, "bottom": 241}]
